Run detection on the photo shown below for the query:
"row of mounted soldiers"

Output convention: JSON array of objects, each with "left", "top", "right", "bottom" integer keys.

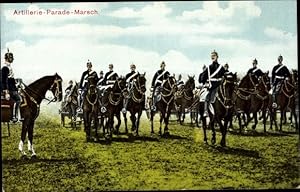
[
  {"left": 1, "top": 49, "right": 292, "bottom": 123},
  {"left": 64, "top": 50, "right": 292, "bottom": 118}
]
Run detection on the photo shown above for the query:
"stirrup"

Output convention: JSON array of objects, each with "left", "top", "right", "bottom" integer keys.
[
  {"left": 272, "top": 103, "right": 277, "bottom": 109},
  {"left": 203, "top": 111, "right": 208, "bottom": 117},
  {"left": 122, "top": 108, "right": 127, "bottom": 114},
  {"left": 12, "top": 117, "right": 18, "bottom": 123},
  {"left": 151, "top": 105, "right": 156, "bottom": 111}
]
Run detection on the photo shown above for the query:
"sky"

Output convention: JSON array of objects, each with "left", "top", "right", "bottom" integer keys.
[{"left": 0, "top": 1, "right": 298, "bottom": 89}]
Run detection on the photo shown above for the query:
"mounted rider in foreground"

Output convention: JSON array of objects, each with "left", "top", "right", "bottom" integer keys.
[
  {"left": 1, "top": 49, "right": 21, "bottom": 122},
  {"left": 199, "top": 50, "right": 226, "bottom": 117}
]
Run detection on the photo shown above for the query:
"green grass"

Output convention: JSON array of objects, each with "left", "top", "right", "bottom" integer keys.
[{"left": 2, "top": 110, "right": 299, "bottom": 191}]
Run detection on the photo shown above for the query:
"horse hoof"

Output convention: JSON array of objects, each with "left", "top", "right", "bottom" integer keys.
[
  {"left": 31, "top": 154, "right": 37, "bottom": 160},
  {"left": 21, "top": 155, "right": 28, "bottom": 160}
]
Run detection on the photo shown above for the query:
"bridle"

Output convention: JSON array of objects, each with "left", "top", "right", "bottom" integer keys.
[
  {"left": 132, "top": 75, "right": 146, "bottom": 103},
  {"left": 108, "top": 78, "right": 127, "bottom": 106},
  {"left": 236, "top": 74, "right": 258, "bottom": 101},
  {"left": 160, "top": 76, "right": 177, "bottom": 112},
  {"left": 48, "top": 78, "right": 62, "bottom": 104},
  {"left": 216, "top": 76, "right": 235, "bottom": 116}
]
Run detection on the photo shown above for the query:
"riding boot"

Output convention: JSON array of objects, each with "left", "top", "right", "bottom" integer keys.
[
  {"left": 122, "top": 98, "right": 128, "bottom": 114},
  {"left": 151, "top": 95, "right": 157, "bottom": 111},
  {"left": 203, "top": 101, "right": 208, "bottom": 117},
  {"left": 272, "top": 92, "right": 277, "bottom": 108},
  {"left": 12, "top": 102, "right": 20, "bottom": 123}
]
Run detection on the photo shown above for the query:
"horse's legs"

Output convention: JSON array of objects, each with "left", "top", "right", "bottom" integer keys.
[
  {"left": 280, "top": 110, "right": 284, "bottom": 132},
  {"left": 210, "top": 115, "right": 216, "bottom": 145},
  {"left": 130, "top": 113, "right": 136, "bottom": 132},
  {"left": 19, "top": 118, "right": 29, "bottom": 156},
  {"left": 159, "top": 112, "right": 164, "bottom": 136},
  {"left": 220, "top": 118, "right": 228, "bottom": 147},
  {"left": 292, "top": 108, "right": 298, "bottom": 132},
  {"left": 202, "top": 115, "right": 208, "bottom": 144},
  {"left": 262, "top": 110, "right": 267, "bottom": 132},
  {"left": 237, "top": 112, "right": 243, "bottom": 133},
  {"left": 136, "top": 110, "right": 143, "bottom": 136},
  {"left": 150, "top": 111, "right": 155, "bottom": 134},
  {"left": 164, "top": 110, "right": 171, "bottom": 135},
  {"left": 123, "top": 112, "right": 128, "bottom": 134},
  {"left": 27, "top": 119, "right": 37, "bottom": 157},
  {"left": 252, "top": 112, "right": 258, "bottom": 130},
  {"left": 115, "top": 112, "right": 121, "bottom": 135}
]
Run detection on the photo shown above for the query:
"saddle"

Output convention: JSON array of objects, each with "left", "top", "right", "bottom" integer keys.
[{"left": 1, "top": 93, "right": 14, "bottom": 122}]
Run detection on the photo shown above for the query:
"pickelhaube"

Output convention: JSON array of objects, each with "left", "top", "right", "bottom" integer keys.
[
  {"left": 224, "top": 63, "right": 229, "bottom": 68},
  {"left": 5, "top": 48, "right": 14, "bottom": 62},
  {"left": 278, "top": 55, "right": 283, "bottom": 60},
  {"left": 87, "top": 59, "right": 92, "bottom": 66},
  {"left": 253, "top": 58, "right": 258, "bottom": 64},
  {"left": 130, "top": 63, "right": 136, "bottom": 68},
  {"left": 211, "top": 50, "right": 218, "bottom": 57},
  {"left": 100, "top": 70, "right": 104, "bottom": 74}
]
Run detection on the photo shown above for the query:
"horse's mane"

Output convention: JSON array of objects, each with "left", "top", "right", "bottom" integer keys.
[{"left": 27, "top": 75, "right": 56, "bottom": 90}]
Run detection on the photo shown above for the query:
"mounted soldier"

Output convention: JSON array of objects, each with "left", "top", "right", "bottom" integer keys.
[
  {"left": 199, "top": 50, "right": 226, "bottom": 117},
  {"left": 176, "top": 74, "right": 184, "bottom": 91},
  {"left": 271, "top": 55, "right": 290, "bottom": 108},
  {"left": 1, "top": 49, "right": 21, "bottom": 122},
  {"left": 224, "top": 63, "right": 230, "bottom": 75},
  {"left": 64, "top": 80, "right": 74, "bottom": 102},
  {"left": 122, "top": 63, "right": 139, "bottom": 113},
  {"left": 247, "top": 58, "right": 264, "bottom": 79},
  {"left": 96, "top": 70, "right": 104, "bottom": 87},
  {"left": 150, "top": 61, "right": 170, "bottom": 111},
  {"left": 78, "top": 60, "right": 99, "bottom": 112}
]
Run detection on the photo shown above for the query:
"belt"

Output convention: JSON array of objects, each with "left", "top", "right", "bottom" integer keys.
[
  {"left": 210, "top": 78, "right": 222, "bottom": 81},
  {"left": 275, "top": 75, "right": 284, "bottom": 79}
]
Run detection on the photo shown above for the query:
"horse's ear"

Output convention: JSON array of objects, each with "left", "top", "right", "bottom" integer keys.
[
  {"left": 144, "top": 72, "right": 146, "bottom": 76},
  {"left": 266, "top": 71, "right": 269, "bottom": 75},
  {"left": 192, "top": 75, "right": 195, "bottom": 79}
]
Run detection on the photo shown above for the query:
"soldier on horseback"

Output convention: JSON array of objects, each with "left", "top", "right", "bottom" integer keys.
[
  {"left": 271, "top": 55, "right": 290, "bottom": 108},
  {"left": 176, "top": 74, "right": 184, "bottom": 90},
  {"left": 78, "top": 60, "right": 99, "bottom": 112},
  {"left": 122, "top": 63, "right": 139, "bottom": 113},
  {"left": 1, "top": 49, "right": 21, "bottom": 123},
  {"left": 247, "top": 58, "right": 264, "bottom": 79},
  {"left": 150, "top": 61, "right": 170, "bottom": 111},
  {"left": 102, "top": 64, "right": 119, "bottom": 86},
  {"left": 64, "top": 80, "right": 74, "bottom": 102},
  {"left": 224, "top": 63, "right": 230, "bottom": 75},
  {"left": 199, "top": 50, "right": 226, "bottom": 117},
  {"left": 97, "top": 70, "right": 104, "bottom": 87}
]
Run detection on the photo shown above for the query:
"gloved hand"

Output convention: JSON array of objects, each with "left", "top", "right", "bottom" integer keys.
[
  {"left": 150, "top": 87, "right": 154, "bottom": 92},
  {"left": 5, "top": 93, "right": 10, "bottom": 100},
  {"left": 78, "top": 88, "right": 82, "bottom": 94}
]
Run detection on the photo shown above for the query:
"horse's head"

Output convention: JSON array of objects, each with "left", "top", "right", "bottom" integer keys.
[
  {"left": 135, "top": 72, "right": 147, "bottom": 94},
  {"left": 259, "top": 71, "right": 271, "bottom": 92},
  {"left": 50, "top": 73, "right": 63, "bottom": 102},
  {"left": 291, "top": 69, "right": 298, "bottom": 87},
  {"left": 221, "top": 72, "right": 237, "bottom": 104},
  {"left": 162, "top": 75, "right": 177, "bottom": 93},
  {"left": 239, "top": 73, "right": 259, "bottom": 89},
  {"left": 87, "top": 76, "right": 98, "bottom": 95},
  {"left": 113, "top": 76, "right": 127, "bottom": 96},
  {"left": 185, "top": 75, "right": 195, "bottom": 91}
]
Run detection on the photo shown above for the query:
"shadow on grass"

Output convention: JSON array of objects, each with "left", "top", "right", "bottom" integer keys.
[
  {"left": 208, "top": 145, "right": 260, "bottom": 159},
  {"left": 228, "top": 129, "right": 294, "bottom": 137},
  {"left": 2, "top": 157, "right": 80, "bottom": 166}
]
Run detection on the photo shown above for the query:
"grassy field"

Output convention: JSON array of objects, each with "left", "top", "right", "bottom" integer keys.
[{"left": 1, "top": 107, "right": 300, "bottom": 191}]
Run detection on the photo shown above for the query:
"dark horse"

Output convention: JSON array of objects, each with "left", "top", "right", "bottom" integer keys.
[
  {"left": 18, "top": 74, "right": 62, "bottom": 157},
  {"left": 174, "top": 75, "right": 195, "bottom": 125},
  {"left": 270, "top": 72, "right": 298, "bottom": 132},
  {"left": 98, "top": 77, "right": 127, "bottom": 139},
  {"left": 233, "top": 73, "right": 260, "bottom": 133},
  {"left": 245, "top": 72, "right": 271, "bottom": 132},
  {"left": 150, "top": 75, "right": 177, "bottom": 136},
  {"left": 204, "top": 72, "right": 237, "bottom": 147},
  {"left": 123, "top": 73, "right": 147, "bottom": 136},
  {"left": 60, "top": 82, "right": 80, "bottom": 128},
  {"left": 83, "top": 76, "right": 99, "bottom": 142}
]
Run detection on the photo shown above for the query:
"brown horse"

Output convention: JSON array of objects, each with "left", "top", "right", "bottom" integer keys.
[
  {"left": 174, "top": 75, "right": 195, "bottom": 125},
  {"left": 150, "top": 75, "right": 177, "bottom": 136},
  {"left": 205, "top": 72, "right": 237, "bottom": 147},
  {"left": 233, "top": 73, "right": 260, "bottom": 133},
  {"left": 123, "top": 73, "right": 147, "bottom": 136},
  {"left": 245, "top": 72, "right": 271, "bottom": 132},
  {"left": 98, "top": 77, "right": 127, "bottom": 139},
  {"left": 17, "top": 74, "right": 62, "bottom": 158},
  {"left": 83, "top": 76, "right": 99, "bottom": 142},
  {"left": 270, "top": 72, "right": 298, "bottom": 132}
]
